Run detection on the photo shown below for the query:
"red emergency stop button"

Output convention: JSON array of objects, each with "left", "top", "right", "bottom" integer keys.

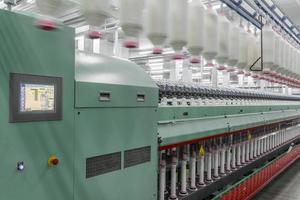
[{"left": 48, "top": 156, "right": 59, "bottom": 167}]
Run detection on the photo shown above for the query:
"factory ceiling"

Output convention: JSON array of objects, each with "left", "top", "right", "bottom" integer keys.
[{"left": 274, "top": 0, "right": 300, "bottom": 29}]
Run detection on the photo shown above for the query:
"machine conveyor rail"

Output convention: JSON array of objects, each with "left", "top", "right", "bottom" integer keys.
[{"left": 157, "top": 82, "right": 300, "bottom": 102}]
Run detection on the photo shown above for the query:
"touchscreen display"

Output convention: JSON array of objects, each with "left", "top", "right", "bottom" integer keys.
[{"left": 20, "top": 83, "right": 55, "bottom": 112}]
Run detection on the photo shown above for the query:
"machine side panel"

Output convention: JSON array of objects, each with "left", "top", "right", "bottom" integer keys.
[
  {"left": 158, "top": 108, "right": 300, "bottom": 146},
  {"left": 0, "top": 11, "right": 75, "bottom": 200},
  {"left": 75, "top": 82, "right": 158, "bottom": 108},
  {"left": 74, "top": 107, "right": 158, "bottom": 200},
  {"left": 158, "top": 105, "right": 300, "bottom": 121}
]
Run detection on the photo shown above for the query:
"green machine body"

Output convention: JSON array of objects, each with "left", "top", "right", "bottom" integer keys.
[{"left": 0, "top": 10, "right": 158, "bottom": 200}]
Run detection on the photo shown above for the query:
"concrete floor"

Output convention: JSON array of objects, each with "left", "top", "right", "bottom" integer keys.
[{"left": 253, "top": 160, "right": 300, "bottom": 200}]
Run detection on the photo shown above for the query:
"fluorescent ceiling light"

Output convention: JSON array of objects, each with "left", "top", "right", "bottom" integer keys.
[
  {"left": 139, "top": 50, "right": 152, "bottom": 55},
  {"left": 241, "top": 1, "right": 255, "bottom": 15},
  {"left": 286, "top": 20, "right": 293, "bottom": 27},
  {"left": 274, "top": 8, "right": 284, "bottom": 18},
  {"left": 149, "top": 58, "right": 163, "bottom": 63},
  {"left": 264, "top": 0, "right": 273, "bottom": 6},
  {"left": 76, "top": 25, "right": 89, "bottom": 34}
]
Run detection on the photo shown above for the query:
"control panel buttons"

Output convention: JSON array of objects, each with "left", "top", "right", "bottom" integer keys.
[
  {"left": 48, "top": 156, "right": 59, "bottom": 167},
  {"left": 17, "top": 161, "right": 25, "bottom": 171}
]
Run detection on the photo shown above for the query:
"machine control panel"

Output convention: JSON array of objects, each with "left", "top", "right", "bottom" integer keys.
[
  {"left": 16, "top": 161, "right": 25, "bottom": 172},
  {"left": 48, "top": 156, "right": 59, "bottom": 167},
  {"left": 9, "top": 73, "right": 63, "bottom": 122}
]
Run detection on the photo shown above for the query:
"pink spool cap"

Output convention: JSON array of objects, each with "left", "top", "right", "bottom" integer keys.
[{"left": 36, "top": 19, "right": 58, "bottom": 31}]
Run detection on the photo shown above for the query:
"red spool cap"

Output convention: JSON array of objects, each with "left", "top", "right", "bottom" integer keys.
[
  {"left": 152, "top": 48, "right": 163, "bottom": 55},
  {"left": 227, "top": 68, "right": 235, "bottom": 72},
  {"left": 173, "top": 53, "right": 184, "bottom": 60},
  {"left": 245, "top": 72, "right": 251, "bottom": 77},
  {"left": 206, "top": 62, "right": 214, "bottom": 67},
  {"left": 36, "top": 19, "right": 57, "bottom": 31},
  {"left": 269, "top": 72, "right": 277, "bottom": 77},
  {"left": 88, "top": 31, "right": 103, "bottom": 39},
  {"left": 190, "top": 58, "right": 201, "bottom": 64},
  {"left": 124, "top": 40, "right": 139, "bottom": 49},
  {"left": 217, "top": 65, "right": 226, "bottom": 71},
  {"left": 262, "top": 70, "right": 271, "bottom": 75}
]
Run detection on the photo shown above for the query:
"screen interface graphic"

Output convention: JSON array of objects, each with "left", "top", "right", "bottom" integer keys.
[{"left": 20, "top": 83, "right": 55, "bottom": 112}]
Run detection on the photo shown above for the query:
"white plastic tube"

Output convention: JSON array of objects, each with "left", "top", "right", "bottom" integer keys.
[
  {"left": 254, "top": 138, "right": 258, "bottom": 158},
  {"left": 196, "top": 153, "right": 200, "bottom": 178},
  {"left": 250, "top": 139, "right": 254, "bottom": 160},
  {"left": 216, "top": 14, "right": 230, "bottom": 64},
  {"left": 262, "top": 137, "right": 267, "bottom": 154},
  {"left": 189, "top": 151, "right": 197, "bottom": 191},
  {"left": 213, "top": 149, "right": 219, "bottom": 178},
  {"left": 236, "top": 144, "right": 241, "bottom": 166},
  {"left": 266, "top": 136, "right": 269, "bottom": 152},
  {"left": 283, "top": 41, "right": 290, "bottom": 75},
  {"left": 207, "top": 152, "right": 213, "bottom": 182},
  {"left": 277, "top": 37, "right": 285, "bottom": 73},
  {"left": 257, "top": 138, "right": 261, "bottom": 157},
  {"left": 246, "top": 141, "right": 250, "bottom": 162},
  {"left": 247, "top": 31, "right": 258, "bottom": 72},
  {"left": 168, "top": 0, "right": 188, "bottom": 52},
  {"left": 231, "top": 145, "right": 236, "bottom": 169},
  {"left": 187, "top": 0, "right": 205, "bottom": 57},
  {"left": 120, "top": 0, "right": 144, "bottom": 38},
  {"left": 261, "top": 138, "right": 264, "bottom": 155},
  {"left": 203, "top": 6, "right": 219, "bottom": 62},
  {"left": 273, "top": 33, "right": 281, "bottom": 72},
  {"left": 198, "top": 154, "right": 205, "bottom": 186},
  {"left": 226, "top": 146, "right": 231, "bottom": 172},
  {"left": 220, "top": 147, "right": 226, "bottom": 175},
  {"left": 82, "top": 0, "right": 111, "bottom": 27},
  {"left": 170, "top": 151, "right": 178, "bottom": 200},
  {"left": 262, "top": 24, "right": 275, "bottom": 72},
  {"left": 241, "top": 142, "right": 246, "bottom": 164},
  {"left": 227, "top": 23, "right": 239, "bottom": 67},
  {"left": 146, "top": 0, "right": 168, "bottom": 50},
  {"left": 159, "top": 159, "right": 166, "bottom": 200},
  {"left": 237, "top": 28, "right": 249, "bottom": 69},
  {"left": 179, "top": 156, "right": 188, "bottom": 196}
]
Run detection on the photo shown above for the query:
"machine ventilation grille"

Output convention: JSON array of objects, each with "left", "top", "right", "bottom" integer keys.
[
  {"left": 86, "top": 152, "right": 121, "bottom": 178},
  {"left": 124, "top": 146, "right": 151, "bottom": 168}
]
